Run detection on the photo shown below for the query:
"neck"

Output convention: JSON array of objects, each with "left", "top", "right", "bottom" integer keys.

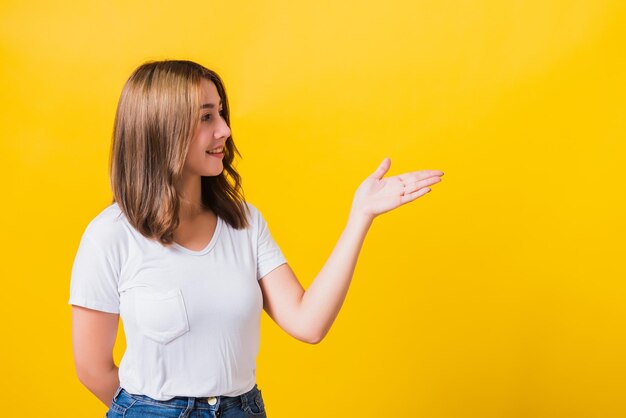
[{"left": 178, "top": 173, "right": 206, "bottom": 220}]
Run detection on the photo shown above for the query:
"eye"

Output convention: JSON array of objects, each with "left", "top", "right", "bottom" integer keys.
[{"left": 201, "top": 109, "right": 226, "bottom": 122}]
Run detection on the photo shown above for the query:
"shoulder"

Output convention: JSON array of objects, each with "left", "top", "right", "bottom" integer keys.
[
  {"left": 243, "top": 201, "right": 274, "bottom": 224},
  {"left": 242, "top": 201, "right": 262, "bottom": 223},
  {"left": 242, "top": 201, "right": 279, "bottom": 234},
  {"left": 243, "top": 201, "right": 259, "bottom": 215},
  {"left": 81, "top": 202, "right": 129, "bottom": 249},
  {"left": 242, "top": 201, "right": 273, "bottom": 236}
]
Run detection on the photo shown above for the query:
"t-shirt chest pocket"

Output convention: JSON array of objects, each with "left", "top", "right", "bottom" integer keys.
[{"left": 133, "top": 288, "right": 190, "bottom": 344}]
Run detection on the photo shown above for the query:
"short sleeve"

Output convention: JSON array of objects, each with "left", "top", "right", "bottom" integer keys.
[
  {"left": 256, "top": 207, "right": 288, "bottom": 281},
  {"left": 68, "top": 233, "right": 121, "bottom": 314}
]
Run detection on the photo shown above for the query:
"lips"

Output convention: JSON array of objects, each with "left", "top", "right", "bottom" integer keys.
[
  {"left": 206, "top": 147, "right": 224, "bottom": 154},
  {"left": 206, "top": 152, "right": 224, "bottom": 159}
]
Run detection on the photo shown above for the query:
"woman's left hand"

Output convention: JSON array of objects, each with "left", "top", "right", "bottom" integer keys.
[{"left": 350, "top": 157, "right": 444, "bottom": 221}]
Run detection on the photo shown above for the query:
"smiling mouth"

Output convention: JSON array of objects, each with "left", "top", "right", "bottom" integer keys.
[{"left": 206, "top": 146, "right": 225, "bottom": 154}]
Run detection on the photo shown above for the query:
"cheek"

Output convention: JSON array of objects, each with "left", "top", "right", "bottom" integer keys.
[
  {"left": 193, "top": 127, "right": 213, "bottom": 147},
  {"left": 188, "top": 132, "right": 206, "bottom": 152},
  {"left": 184, "top": 140, "right": 203, "bottom": 161}
]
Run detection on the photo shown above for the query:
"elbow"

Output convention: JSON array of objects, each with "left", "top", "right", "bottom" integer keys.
[
  {"left": 304, "top": 330, "right": 326, "bottom": 345},
  {"left": 75, "top": 364, "right": 101, "bottom": 387},
  {"left": 290, "top": 328, "right": 324, "bottom": 344},
  {"left": 306, "top": 336, "right": 323, "bottom": 345},
  {"left": 74, "top": 363, "right": 115, "bottom": 387},
  {"left": 75, "top": 366, "right": 95, "bottom": 387},
  {"left": 289, "top": 316, "right": 327, "bottom": 344}
]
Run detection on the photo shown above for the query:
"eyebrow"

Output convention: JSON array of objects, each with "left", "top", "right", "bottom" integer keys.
[{"left": 200, "top": 100, "right": 223, "bottom": 109}]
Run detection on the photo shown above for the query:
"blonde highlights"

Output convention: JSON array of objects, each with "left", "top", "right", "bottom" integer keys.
[{"left": 109, "top": 60, "right": 249, "bottom": 246}]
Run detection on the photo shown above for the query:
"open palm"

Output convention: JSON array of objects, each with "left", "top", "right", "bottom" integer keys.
[{"left": 350, "top": 157, "right": 444, "bottom": 220}]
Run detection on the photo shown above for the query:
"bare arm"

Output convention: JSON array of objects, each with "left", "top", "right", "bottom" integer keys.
[
  {"left": 71, "top": 305, "right": 120, "bottom": 408},
  {"left": 260, "top": 159, "right": 443, "bottom": 343},
  {"left": 259, "top": 212, "right": 371, "bottom": 343}
]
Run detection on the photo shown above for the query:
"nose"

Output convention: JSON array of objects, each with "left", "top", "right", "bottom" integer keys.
[{"left": 215, "top": 117, "right": 231, "bottom": 141}]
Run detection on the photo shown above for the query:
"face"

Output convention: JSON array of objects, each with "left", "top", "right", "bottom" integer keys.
[{"left": 182, "top": 78, "right": 231, "bottom": 178}]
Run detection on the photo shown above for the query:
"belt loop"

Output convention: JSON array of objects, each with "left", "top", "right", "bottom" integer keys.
[
  {"left": 240, "top": 391, "right": 249, "bottom": 410},
  {"left": 180, "top": 397, "right": 195, "bottom": 418},
  {"left": 113, "top": 386, "right": 123, "bottom": 402}
]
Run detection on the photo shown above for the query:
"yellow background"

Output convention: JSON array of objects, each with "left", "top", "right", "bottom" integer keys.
[{"left": 1, "top": 1, "right": 625, "bottom": 417}]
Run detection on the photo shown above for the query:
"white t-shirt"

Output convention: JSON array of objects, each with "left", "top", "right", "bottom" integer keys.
[{"left": 68, "top": 201, "right": 287, "bottom": 400}]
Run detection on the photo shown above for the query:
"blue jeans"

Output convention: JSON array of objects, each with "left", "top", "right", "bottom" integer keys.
[{"left": 105, "top": 384, "right": 267, "bottom": 418}]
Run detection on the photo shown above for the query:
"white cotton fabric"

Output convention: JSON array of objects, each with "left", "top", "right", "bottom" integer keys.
[{"left": 68, "top": 201, "right": 287, "bottom": 400}]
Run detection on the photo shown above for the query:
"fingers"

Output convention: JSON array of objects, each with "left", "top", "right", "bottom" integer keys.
[
  {"left": 398, "top": 169, "right": 444, "bottom": 183},
  {"left": 381, "top": 168, "right": 442, "bottom": 206},
  {"left": 403, "top": 176, "right": 442, "bottom": 194},
  {"left": 369, "top": 157, "right": 391, "bottom": 180},
  {"left": 401, "top": 186, "right": 431, "bottom": 203}
]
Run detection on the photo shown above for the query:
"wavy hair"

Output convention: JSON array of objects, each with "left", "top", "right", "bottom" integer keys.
[{"left": 109, "top": 60, "right": 250, "bottom": 246}]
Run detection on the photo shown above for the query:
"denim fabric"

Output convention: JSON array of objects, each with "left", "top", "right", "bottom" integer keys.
[{"left": 105, "top": 384, "right": 267, "bottom": 418}]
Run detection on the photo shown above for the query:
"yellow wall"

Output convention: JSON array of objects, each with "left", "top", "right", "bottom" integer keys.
[{"left": 1, "top": 1, "right": 624, "bottom": 417}]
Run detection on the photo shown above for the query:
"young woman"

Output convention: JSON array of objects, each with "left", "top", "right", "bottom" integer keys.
[{"left": 69, "top": 60, "right": 444, "bottom": 418}]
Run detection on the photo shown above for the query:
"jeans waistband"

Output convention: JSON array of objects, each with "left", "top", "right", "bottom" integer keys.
[{"left": 114, "top": 383, "right": 259, "bottom": 411}]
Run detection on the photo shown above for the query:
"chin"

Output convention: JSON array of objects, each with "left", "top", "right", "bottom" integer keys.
[{"left": 207, "top": 167, "right": 224, "bottom": 177}]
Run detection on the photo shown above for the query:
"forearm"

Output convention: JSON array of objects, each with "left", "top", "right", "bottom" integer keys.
[
  {"left": 78, "top": 365, "right": 120, "bottom": 408},
  {"left": 299, "top": 211, "right": 373, "bottom": 343}
]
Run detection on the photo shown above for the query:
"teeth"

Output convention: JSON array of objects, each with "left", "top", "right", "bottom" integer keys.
[{"left": 207, "top": 147, "right": 224, "bottom": 154}]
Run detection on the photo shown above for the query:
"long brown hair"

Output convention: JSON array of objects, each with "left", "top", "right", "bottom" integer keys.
[{"left": 109, "top": 60, "right": 250, "bottom": 246}]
